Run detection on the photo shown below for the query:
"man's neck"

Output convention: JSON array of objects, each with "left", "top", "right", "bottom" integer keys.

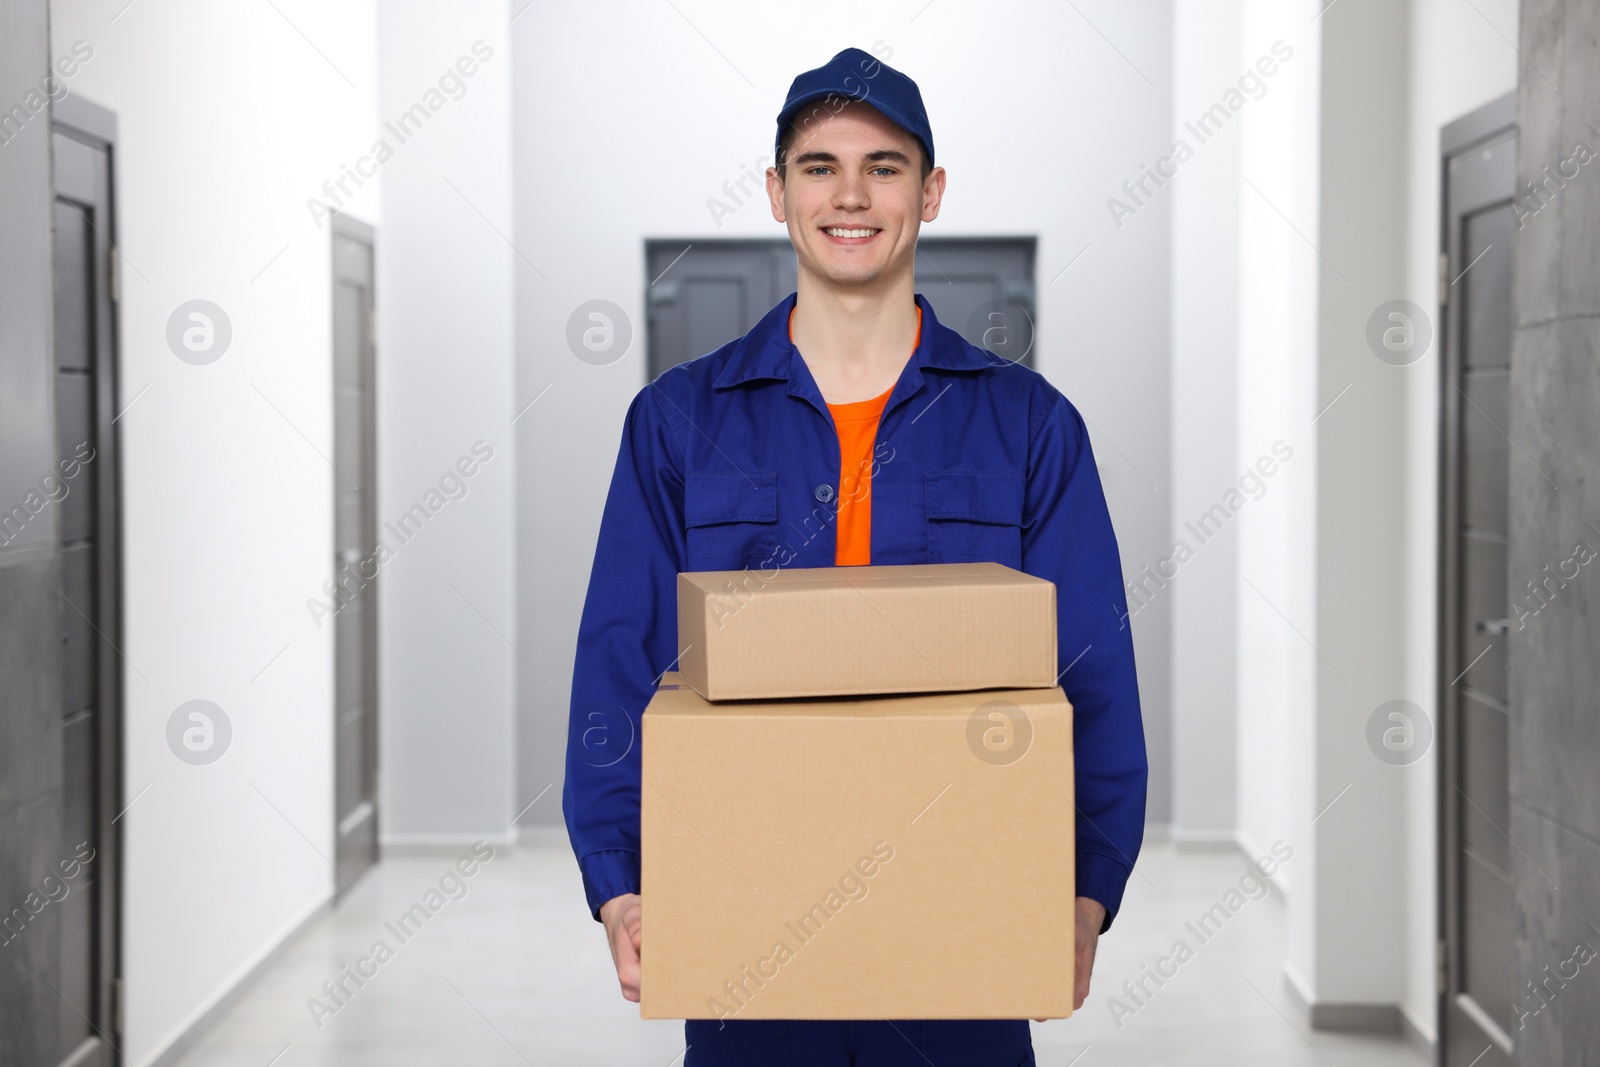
[{"left": 790, "top": 268, "right": 920, "bottom": 405}]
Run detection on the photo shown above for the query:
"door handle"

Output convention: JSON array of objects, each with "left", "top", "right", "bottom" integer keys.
[{"left": 1475, "top": 618, "right": 1511, "bottom": 635}]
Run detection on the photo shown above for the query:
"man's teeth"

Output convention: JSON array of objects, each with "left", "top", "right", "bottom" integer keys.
[{"left": 825, "top": 227, "right": 878, "bottom": 238}]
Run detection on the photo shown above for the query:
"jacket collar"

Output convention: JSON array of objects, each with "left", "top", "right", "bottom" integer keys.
[{"left": 711, "top": 291, "right": 991, "bottom": 391}]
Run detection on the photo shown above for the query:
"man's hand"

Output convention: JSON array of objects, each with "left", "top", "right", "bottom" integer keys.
[
  {"left": 1072, "top": 896, "right": 1106, "bottom": 1009},
  {"left": 1035, "top": 896, "right": 1106, "bottom": 1022},
  {"left": 599, "top": 893, "right": 642, "bottom": 1002}
]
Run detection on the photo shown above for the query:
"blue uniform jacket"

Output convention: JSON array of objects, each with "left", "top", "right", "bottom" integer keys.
[{"left": 562, "top": 292, "right": 1147, "bottom": 934}]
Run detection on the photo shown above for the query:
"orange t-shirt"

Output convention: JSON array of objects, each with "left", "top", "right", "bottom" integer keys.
[{"left": 789, "top": 305, "right": 923, "bottom": 566}]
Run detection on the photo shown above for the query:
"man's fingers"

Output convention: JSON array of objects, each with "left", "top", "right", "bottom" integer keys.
[
  {"left": 613, "top": 928, "right": 642, "bottom": 1001},
  {"left": 1075, "top": 947, "right": 1095, "bottom": 1009},
  {"left": 607, "top": 902, "right": 644, "bottom": 1003},
  {"left": 614, "top": 927, "right": 638, "bottom": 960},
  {"left": 618, "top": 958, "right": 641, "bottom": 1002}
]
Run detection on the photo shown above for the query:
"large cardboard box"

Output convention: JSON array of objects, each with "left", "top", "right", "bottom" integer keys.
[
  {"left": 676, "top": 562, "right": 1057, "bottom": 700},
  {"left": 640, "top": 675, "right": 1075, "bottom": 1020}
]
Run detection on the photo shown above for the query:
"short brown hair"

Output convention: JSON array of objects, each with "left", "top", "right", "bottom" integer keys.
[{"left": 775, "top": 108, "right": 932, "bottom": 183}]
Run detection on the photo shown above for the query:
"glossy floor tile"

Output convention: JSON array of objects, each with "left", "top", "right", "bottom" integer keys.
[{"left": 163, "top": 835, "right": 1430, "bottom": 1066}]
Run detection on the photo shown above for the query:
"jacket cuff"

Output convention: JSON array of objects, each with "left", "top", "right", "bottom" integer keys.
[
  {"left": 579, "top": 849, "right": 641, "bottom": 922},
  {"left": 1077, "top": 850, "right": 1132, "bottom": 934}
]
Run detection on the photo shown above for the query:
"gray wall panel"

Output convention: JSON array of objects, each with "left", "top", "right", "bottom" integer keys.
[
  {"left": 0, "top": 0, "right": 58, "bottom": 568},
  {"left": 1510, "top": 1, "right": 1600, "bottom": 1063},
  {"left": 0, "top": 3, "right": 70, "bottom": 1064}
]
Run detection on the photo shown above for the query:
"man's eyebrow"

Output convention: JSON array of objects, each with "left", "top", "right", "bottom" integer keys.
[
  {"left": 791, "top": 150, "right": 840, "bottom": 167},
  {"left": 790, "top": 148, "right": 914, "bottom": 167}
]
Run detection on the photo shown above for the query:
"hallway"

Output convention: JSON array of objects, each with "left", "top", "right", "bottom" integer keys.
[
  {"left": 5, "top": 0, "right": 1598, "bottom": 1063},
  {"left": 161, "top": 840, "right": 1428, "bottom": 1067}
]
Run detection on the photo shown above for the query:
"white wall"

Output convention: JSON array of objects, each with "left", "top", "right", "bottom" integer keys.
[
  {"left": 1399, "top": 0, "right": 1518, "bottom": 1040},
  {"left": 1165, "top": 2, "right": 1333, "bottom": 889},
  {"left": 49, "top": 1, "right": 379, "bottom": 1062},
  {"left": 1299, "top": 0, "right": 1412, "bottom": 1009},
  {"left": 1233, "top": 0, "right": 1321, "bottom": 898},
  {"left": 514, "top": 0, "right": 1177, "bottom": 830},
  {"left": 374, "top": 1, "right": 517, "bottom": 843},
  {"left": 1168, "top": 0, "right": 1243, "bottom": 842}
]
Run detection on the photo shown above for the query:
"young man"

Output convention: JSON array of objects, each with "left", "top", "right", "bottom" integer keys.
[{"left": 563, "top": 47, "right": 1147, "bottom": 1066}]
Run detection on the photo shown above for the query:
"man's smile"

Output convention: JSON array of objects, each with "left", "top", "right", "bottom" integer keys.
[{"left": 820, "top": 225, "right": 883, "bottom": 245}]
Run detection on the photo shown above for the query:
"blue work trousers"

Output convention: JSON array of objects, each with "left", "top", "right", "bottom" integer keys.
[{"left": 684, "top": 1018, "right": 1035, "bottom": 1066}]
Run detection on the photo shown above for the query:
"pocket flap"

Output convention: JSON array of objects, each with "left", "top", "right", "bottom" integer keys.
[
  {"left": 925, "top": 469, "right": 1024, "bottom": 525},
  {"left": 685, "top": 469, "right": 778, "bottom": 527}
]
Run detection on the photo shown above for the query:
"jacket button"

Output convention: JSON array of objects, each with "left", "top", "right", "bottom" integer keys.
[{"left": 815, "top": 483, "right": 835, "bottom": 503}]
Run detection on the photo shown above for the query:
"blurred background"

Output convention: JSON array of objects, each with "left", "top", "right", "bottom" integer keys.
[{"left": 4, "top": 0, "right": 1595, "bottom": 1064}]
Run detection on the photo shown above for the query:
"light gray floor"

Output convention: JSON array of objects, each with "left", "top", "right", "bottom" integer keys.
[{"left": 164, "top": 834, "right": 1430, "bottom": 1066}]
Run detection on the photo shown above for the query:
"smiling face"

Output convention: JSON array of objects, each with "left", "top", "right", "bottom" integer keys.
[{"left": 767, "top": 99, "right": 945, "bottom": 292}]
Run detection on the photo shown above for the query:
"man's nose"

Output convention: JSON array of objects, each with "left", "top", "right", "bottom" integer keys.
[{"left": 833, "top": 177, "right": 869, "bottom": 209}]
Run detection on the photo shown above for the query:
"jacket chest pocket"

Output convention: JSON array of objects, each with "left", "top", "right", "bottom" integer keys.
[
  {"left": 925, "top": 469, "right": 1025, "bottom": 568},
  {"left": 684, "top": 469, "right": 779, "bottom": 571}
]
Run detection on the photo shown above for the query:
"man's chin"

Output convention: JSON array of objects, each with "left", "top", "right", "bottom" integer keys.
[{"left": 804, "top": 260, "right": 893, "bottom": 290}]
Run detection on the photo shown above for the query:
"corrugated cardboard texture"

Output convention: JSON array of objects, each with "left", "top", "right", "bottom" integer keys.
[
  {"left": 677, "top": 562, "right": 1057, "bottom": 700},
  {"left": 641, "top": 676, "right": 1074, "bottom": 1020}
]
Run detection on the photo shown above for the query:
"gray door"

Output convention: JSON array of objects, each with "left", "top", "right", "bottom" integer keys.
[
  {"left": 645, "top": 238, "right": 1036, "bottom": 378},
  {"left": 51, "top": 99, "right": 124, "bottom": 1067},
  {"left": 331, "top": 216, "right": 379, "bottom": 895},
  {"left": 1437, "top": 92, "right": 1516, "bottom": 1067}
]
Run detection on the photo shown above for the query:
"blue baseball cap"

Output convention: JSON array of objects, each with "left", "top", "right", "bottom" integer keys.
[{"left": 775, "top": 47, "right": 935, "bottom": 169}]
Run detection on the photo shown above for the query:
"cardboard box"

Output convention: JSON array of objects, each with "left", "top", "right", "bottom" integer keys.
[
  {"left": 676, "top": 562, "right": 1057, "bottom": 700},
  {"left": 640, "top": 675, "right": 1074, "bottom": 1020}
]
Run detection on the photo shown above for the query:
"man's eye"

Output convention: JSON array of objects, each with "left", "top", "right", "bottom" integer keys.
[
  {"left": 870, "top": 167, "right": 895, "bottom": 177},
  {"left": 807, "top": 166, "right": 832, "bottom": 176}
]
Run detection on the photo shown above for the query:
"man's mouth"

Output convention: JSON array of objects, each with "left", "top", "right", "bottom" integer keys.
[{"left": 820, "top": 226, "right": 881, "bottom": 242}]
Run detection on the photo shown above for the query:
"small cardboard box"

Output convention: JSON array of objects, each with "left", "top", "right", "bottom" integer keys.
[
  {"left": 640, "top": 675, "right": 1074, "bottom": 1020},
  {"left": 676, "top": 562, "right": 1057, "bottom": 701}
]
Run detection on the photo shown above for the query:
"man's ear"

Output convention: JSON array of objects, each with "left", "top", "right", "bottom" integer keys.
[
  {"left": 766, "top": 166, "right": 786, "bottom": 223},
  {"left": 921, "top": 165, "right": 947, "bottom": 224}
]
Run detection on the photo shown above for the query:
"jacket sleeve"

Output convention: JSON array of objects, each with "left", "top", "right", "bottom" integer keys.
[
  {"left": 1021, "top": 391, "right": 1148, "bottom": 934},
  {"left": 562, "top": 384, "right": 686, "bottom": 921}
]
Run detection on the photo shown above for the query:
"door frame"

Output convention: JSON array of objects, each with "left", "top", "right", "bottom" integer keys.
[
  {"left": 1435, "top": 88, "right": 1517, "bottom": 1067},
  {"left": 51, "top": 92, "right": 125, "bottom": 1065},
  {"left": 329, "top": 211, "right": 380, "bottom": 898}
]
